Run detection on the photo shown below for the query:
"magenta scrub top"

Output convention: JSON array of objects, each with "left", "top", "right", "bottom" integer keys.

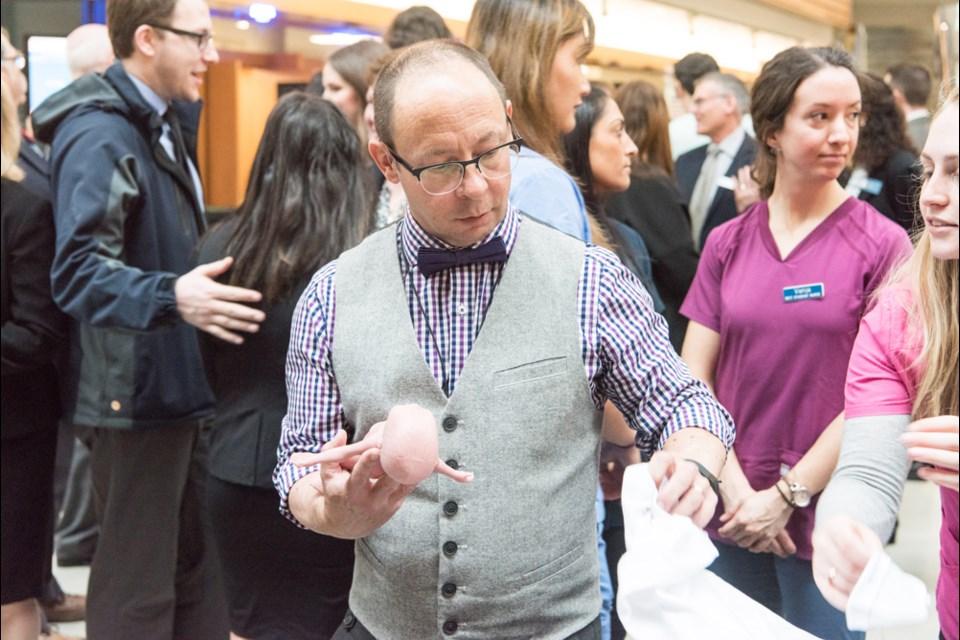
[
  {"left": 846, "top": 286, "right": 959, "bottom": 640},
  {"left": 681, "top": 197, "right": 911, "bottom": 559}
]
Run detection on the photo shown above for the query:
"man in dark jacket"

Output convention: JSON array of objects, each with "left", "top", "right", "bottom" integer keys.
[
  {"left": 676, "top": 72, "right": 756, "bottom": 251},
  {"left": 32, "top": 0, "right": 263, "bottom": 637}
]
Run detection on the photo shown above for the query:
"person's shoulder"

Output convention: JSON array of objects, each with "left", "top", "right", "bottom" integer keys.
[
  {"left": 1, "top": 179, "right": 53, "bottom": 239},
  {"left": 710, "top": 201, "right": 761, "bottom": 242},
  {"left": 841, "top": 198, "right": 910, "bottom": 246},
  {"left": 1, "top": 178, "right": 51, "bottom": 216},
  {"left": 196, "top": 217, "right": 239, "bottom": 264},
  {"left": 513, "top": 150, "right": 575, "bottom": 186},
  {"left": 676, "top": 143, "right": 707, "bottom": 166}
]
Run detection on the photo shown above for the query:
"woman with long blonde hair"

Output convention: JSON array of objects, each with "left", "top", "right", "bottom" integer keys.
[{"left": 813, "top": 86, "right": 959, "bottom": 640}]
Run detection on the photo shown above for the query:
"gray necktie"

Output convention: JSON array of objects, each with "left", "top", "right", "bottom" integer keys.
[{"left": 688, "top": 144, "right": 721, "bottom": 249}]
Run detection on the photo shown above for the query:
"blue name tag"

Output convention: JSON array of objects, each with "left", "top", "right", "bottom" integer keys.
[
  {"left": 783, "top": 282, "right": 825, "bottom": 303},
  {"left": 862, "top": 177, "right": 883, "bottom": 196}
]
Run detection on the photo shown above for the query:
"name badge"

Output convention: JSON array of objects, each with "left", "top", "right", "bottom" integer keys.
[
  {"left": 783, "top": 282, "right": 825, "bottom": 303},
  {"left": 716, "top": 175, "right": 736, "bottom": 191},
  {"left": 862, "top": 177, "right": 883, "bottom": 196}
]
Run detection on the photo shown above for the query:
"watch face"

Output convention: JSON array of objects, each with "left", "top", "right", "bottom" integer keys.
[{"left": 791, "top": 483, "right": 811, "bottom": 508}]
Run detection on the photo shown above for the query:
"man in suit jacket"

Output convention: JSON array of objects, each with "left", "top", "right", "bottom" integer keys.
[
  {"left": 884, "top": 62, "right": 932, "bottom": 150},
  {"left": 676, "top": 72, "right": 756, "bottom": 250}
]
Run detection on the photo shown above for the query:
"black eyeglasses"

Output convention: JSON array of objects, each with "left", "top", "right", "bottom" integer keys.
[
  {"left": 148, "top": 24, "right": 215, "bottom": 52},
  {"left": 386, "top": 119, "right": 523, "bottom": 195}
]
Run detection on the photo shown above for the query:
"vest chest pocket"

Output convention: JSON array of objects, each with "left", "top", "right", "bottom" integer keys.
[{"left": 493, "top": 356, "right": 568, "bottom": 389}]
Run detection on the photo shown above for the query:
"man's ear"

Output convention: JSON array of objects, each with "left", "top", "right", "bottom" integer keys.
[
  {"left": 505, "top": 99, "right": 513, "bottom": 120},
  {"left": 370, "top": 140, "right": 400, "bottom": 183},
  {"left": 132, "top": 24, "right": 159, "bottom": 58}
]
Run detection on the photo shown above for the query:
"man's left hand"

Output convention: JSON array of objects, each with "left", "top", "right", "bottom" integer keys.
[
  {"left": 175, "top": 256, "right": 265, "bottom": 344},
  {"left": 648, "top": 451, "right": 717, "bottom": 528}
]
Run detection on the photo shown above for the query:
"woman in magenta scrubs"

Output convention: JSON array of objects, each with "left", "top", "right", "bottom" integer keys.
[
  {"left": 680, "top": 46, "right": 911, "bottom": 639},
  {"left": 813, "top": 86, "right": 959, "bottom": 640}
]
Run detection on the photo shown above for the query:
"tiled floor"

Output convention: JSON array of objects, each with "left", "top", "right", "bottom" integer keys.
[{"left": 50, "top": 480, "right": 945, "bottom": 639}]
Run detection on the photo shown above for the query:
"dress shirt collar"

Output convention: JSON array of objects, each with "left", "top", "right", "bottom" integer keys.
[
  {"left": 126, "top": 71, "right": 169, "bottom": 117},
  {"left": 906, "top": 108, "right": 929, "bottom": 122},
  {"left": 399, "top": 204, "right": 521, "bottom": 270},
  {"left": 715, "top": 126, "right": 746, "bottom": 159}
]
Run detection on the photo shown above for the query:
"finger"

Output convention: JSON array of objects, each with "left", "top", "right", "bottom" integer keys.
[
  {"left": 346, "top": 449, "right": 386, "bottom": 491},
  {"left": 908, "top": 415, "right": 960, "bottom": 433},
  {"left": 901, "top": 431, "right": 960, "bottom": 451},
  {"left": 194, "top": 256, "right": 234, "bottom": 278},
  {"left": 690, "top": 483, "right": 718, "bottom": 528},
  {"left": 916, "top": 466, "right": 960, "bottom": 490},
  {"left": 210, "top": 299, "right": 266, "bottom": 323},
  {"left": 209, "top": 281, "right": 264, "bottom": 304},
  {"left": 202, "top": 323, "right": 245, "bottom": 345},
  {"left": 646, "top": 452, "right": 675, "bottom": 487},
  {"left": 777, "top": 530, "right": 797, "bottom": 556},
  {"left": 655, "top": 460, "right": 697, "bottom": 512},
  {"left": 906, "top": 447, "right": 960, "bottom": 470},
  {"left": 207, "top": 313, "right": 262, "bottom": 335}
]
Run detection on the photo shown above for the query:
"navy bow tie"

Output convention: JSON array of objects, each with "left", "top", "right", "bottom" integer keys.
[{"left": 417, "top": 237, "right": 508, "bottom": 277}]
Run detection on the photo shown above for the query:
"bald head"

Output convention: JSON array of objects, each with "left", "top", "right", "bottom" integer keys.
[
  {"left": 373, "top": 39, "right": 506, "bottom": 149},
  {"left": 66, "top": 24, "right": 114, "bottom": 79}
]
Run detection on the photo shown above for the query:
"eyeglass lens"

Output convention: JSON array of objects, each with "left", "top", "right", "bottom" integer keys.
[{"left": 420, "top": 144, "right": 520, "bottom": 195}]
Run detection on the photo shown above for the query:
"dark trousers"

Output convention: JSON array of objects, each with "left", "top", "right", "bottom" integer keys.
[
  {"left": 332, "top": 611, "right": 602, "bottom": 639},
  {"left": 80, "top": 421, "right": 229, "bottom": 640},
  {"left": 55, "top": 434, "right": 98, "bottom": 564}
]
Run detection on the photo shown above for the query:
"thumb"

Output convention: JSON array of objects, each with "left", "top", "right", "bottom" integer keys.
[{"left": 195, "top": 256, "right": 234, "bottom": 278}]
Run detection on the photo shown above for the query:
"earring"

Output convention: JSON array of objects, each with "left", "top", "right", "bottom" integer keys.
[{"left": 768, "top": 144, "right": 779, "bottom": 155}]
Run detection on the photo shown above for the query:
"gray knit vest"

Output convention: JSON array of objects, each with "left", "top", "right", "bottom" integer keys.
[{"left": 333, "top": 217, "right": 602, "bottom": 639}]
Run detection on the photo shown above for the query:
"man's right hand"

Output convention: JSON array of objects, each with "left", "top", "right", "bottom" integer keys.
[
  {"left": 290, "top": 430, "right": 416, "bottom": 539},
  {"left": 175, "top": 257, "right": 265, "bottom": 344}
]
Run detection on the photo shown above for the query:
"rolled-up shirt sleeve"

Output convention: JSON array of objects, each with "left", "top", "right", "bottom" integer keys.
[
  {"left": 584, "top": 246, "right": 735, "bottom": 456},
  {"left": 274, "top": 261, "right": 347, "bottom": 523}
]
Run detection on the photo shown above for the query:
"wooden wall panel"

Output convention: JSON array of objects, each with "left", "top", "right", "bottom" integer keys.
[
  {"left": 201, "top": 60, "right": 312, "bottom": 208},
  {"left": 754, "top": 0, "right": 852, "bottom": 29}
]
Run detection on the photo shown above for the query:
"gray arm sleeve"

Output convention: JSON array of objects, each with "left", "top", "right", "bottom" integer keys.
[{"left": 816, "top": 415, "right": 911, "bottom": 544}]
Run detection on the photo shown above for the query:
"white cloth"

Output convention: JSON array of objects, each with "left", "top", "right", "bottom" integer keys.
[
  {"left": 845, "top": 550, "right": 929, "bottom": 631},
  {"left": 617, "top": 464, "right": 821, "bottom": 640}
]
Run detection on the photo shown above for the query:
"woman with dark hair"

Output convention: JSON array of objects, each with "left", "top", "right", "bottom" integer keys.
[
  {"left": 198, "top": 92, "right": 373, "bottom": 640},
  {"left": 562, "top": 83, "right": 666, "bottom": 640},
  {"left": 608, "top": 80, "right": 699, "bottom": 352},
  {"left": 562, "top": 84, "right": 662, "bottom": 310},
  {"left": 843, "top": 72, "right": 922, "bottom": 231},
  {"left": 680, "top": 47, "right": 911, "bottom": 639}
]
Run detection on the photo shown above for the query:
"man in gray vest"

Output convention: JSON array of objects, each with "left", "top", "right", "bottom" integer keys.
[{"left": 275, "top": 40, "right": 735, "bottom": 640}]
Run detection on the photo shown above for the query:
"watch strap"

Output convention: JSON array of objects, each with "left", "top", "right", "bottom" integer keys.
[
  {"left": 774, "top": 479, "right": 796, "bottom": 508},
  {"left": 686, "top": 459, "right": 721, "bottom": 499}
]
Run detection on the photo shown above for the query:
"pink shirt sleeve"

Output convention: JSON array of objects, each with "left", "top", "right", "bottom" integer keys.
[{"left": 845, "top": 289, "right": 916, "bottom": 418}]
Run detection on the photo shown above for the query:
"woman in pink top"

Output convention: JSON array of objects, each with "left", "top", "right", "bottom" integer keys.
[
  {"left": 813, "top": 87, "right": 959, "bottom": 640},
  {"left": 680, "top": 47, "right": 911, "bottom": 639}
]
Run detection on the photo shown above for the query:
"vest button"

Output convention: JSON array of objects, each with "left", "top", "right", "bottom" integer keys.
[
  {"left": 442, "top": 416, "right": 458, "bottom": 432},
  {"left": 441, "top": 582, "right": 457, "bottom": 597},
  {"left": 446, "top": 459, "right": 459, "bottom": 470},
  {"left": 443, "top": 500, "right": 458, "bottom": 516},
  {"left": 442, "top": 620, "right": 458, "bottom": 635},
  {"left": 443, "top": 540, "right": 458, "bottom": 556}
]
